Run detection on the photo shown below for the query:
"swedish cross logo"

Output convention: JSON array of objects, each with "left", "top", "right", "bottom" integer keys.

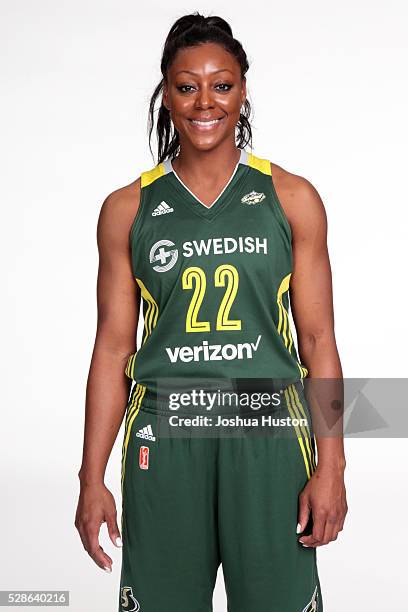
[{"left": 149, "top": 239, "right": 178, "bottom": 273}]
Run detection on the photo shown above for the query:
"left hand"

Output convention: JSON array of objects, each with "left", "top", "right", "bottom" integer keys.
[{"left": 297, "top": 464, "right": 348, "bottom": 547}]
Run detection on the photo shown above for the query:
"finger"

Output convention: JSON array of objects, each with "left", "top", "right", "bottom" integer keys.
[
  {"left": 297, "top": 493, "right": 311, "bottom": 535},
  {"left": 320, "top": 517, "right": 338, "bottom": 546},
  {"left": 90, "top": 544, "right": 113, "bottom": 572},
  {"left": 106, "top": 512, "right": 122, "bottom": 548},
  {"left": 299, "top": 534, "right": 319, "bottom": 547},
  {"left": 83, "top": 522, "right": 114, "bottom": 571},
  {"left": 339, "top": 504, "right": 348, "bottom": 531},
  {"left": 300, "top": 511, "right": 326, "bottom": 547},
  {"left": 88, "top": 538, "right": 114, "bottom": 571}
]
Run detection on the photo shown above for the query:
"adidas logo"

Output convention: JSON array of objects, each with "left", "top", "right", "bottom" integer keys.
[
  {"left": 136, "top": 424, "right": 156, "bottom": 441},
  {"left": 152, "top": 201, "right": 174, "bottom": 216}
]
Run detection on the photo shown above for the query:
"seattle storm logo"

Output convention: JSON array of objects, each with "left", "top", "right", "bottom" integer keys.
[
  {"left": 302, "top": 586, "right": 319, "bottom": 611},
  {"left": 241, "top": 190, "right": 266, "bottom": 205},
  {"left": 120, "top": 586, "right": 140, "bottom": 611},
  {"left": 149, "top": 239, "right": 178, "bottom": 272}
]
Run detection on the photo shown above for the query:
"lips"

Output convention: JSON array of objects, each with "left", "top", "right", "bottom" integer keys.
[
  {"left": 188, "top": 117, "right": 224, "bottom": 131},
  {"left": 191, "top": 118, "right": 220, "bottom": 125}
]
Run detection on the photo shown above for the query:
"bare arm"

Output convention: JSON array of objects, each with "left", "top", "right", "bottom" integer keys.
[
  {"left": 75, "top": 179, "right": 141, "bottom": 571},
  {"left": 272, "top": 163, "right": 347, "bottom": 547}
]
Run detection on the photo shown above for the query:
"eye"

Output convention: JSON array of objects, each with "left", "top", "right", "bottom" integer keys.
[
  {"left": 177, "top": 84, "right": 196, "bottom": 93},
  {"left": 176, "top": 82, "right": 233, "bottom": 94},
  {"left": 215, "top": 83, "right": 233, "bottom": 92}
]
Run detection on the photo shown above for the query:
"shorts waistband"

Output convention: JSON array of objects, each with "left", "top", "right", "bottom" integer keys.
[{"left": 128, "top": 378, "right": 306, "bottom": 417}]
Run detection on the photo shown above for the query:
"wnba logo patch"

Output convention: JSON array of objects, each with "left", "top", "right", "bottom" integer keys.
[
  {"left": 139, "top": 446, "right": 149, "bottom": 470},
  {"left": 120, "top": 586, "right": 140, "bottom": 611}
]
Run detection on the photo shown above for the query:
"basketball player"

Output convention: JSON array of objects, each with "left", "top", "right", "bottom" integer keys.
[{"left": 75, "top": 13, "right": 347, "bottom": 612}]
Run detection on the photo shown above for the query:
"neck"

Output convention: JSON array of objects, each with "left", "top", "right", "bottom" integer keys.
[{"left": 172, "top": 141, "right": 241, "bottom": 184}]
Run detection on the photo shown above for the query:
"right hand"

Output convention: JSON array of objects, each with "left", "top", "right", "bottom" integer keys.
[{"left": 74, "top": 482, "right": 122, "bottom": 571}]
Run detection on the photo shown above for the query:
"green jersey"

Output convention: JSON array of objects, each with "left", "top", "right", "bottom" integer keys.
[{"left": 124, "top": 148, "right": 308, "bottom": 408}]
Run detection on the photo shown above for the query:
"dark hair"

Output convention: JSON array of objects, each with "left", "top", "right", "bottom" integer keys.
[{"left": 148, "top": 12, "right": 252, "bottom": 164}]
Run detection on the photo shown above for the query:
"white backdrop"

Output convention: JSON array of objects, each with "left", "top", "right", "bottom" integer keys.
[{"left": 1, "top": 0, "right": 407, "bottom": 610}]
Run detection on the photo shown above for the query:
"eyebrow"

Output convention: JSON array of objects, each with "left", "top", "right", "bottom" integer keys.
[{"left": 174, "top": 68, "right": 234, "bottom": 76}]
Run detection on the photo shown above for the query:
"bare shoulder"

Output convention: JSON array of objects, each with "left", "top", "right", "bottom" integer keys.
[
  {"left": 97, "top": 178, "right": 141, "bottom": 250},
  {"left": 270, "top": 162, "right": 327, "bottom": 236}
]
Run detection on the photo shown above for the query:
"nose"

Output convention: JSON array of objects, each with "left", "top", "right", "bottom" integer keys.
[{"left": 195, "top": 83, "right": 215, "bottom": 110}]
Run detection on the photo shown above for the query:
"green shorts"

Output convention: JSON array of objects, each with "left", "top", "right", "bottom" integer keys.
[{"left": 119, "top": 381, "right": 322, "bottom": 612}]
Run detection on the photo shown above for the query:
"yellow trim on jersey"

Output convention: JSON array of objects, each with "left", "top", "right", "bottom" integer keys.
[
  {"left": 125, "top": 352, "right": 137, "bottom": 379},
  {"left": 276, "top": 273, "right": 309, "bottom": 379},
  {"left": 247, "top": 153, "right": 272, "bottom": 176},
  {"left": 141, "top": 163, "right": 165, "bottom": 188},
  {"left": 141, "top": 152, "right": 272, "bottom": 186},
  {"left": 296, "top": 408, "right": 317, "bottom": 472},
  {"left": 284, "top": 386, "right": 311, "bottom": 480},
  {"left": 284, "top": 384, "right": 316, "bottom": 479},
  {"left": 124, "top": 278, "right": 159, "bottom": 380},
  {"left": 277, "top": 273, "right": 294, "bottom": 351},
  {"left": 121, "top": 383, "right": 147, "bottom": 493},
  {"left": 288, "top": 384, "right": 316, "bottom": 472},
  {"left": 136, "top": 277, "right": 159, "bottom": 344}
]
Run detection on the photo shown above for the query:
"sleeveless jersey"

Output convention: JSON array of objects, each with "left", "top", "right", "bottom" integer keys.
[{"left": 124, "top": 148, "right": 308, "bottom": 409}]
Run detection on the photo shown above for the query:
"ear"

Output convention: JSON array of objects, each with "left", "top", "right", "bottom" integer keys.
[
  {"left": 241, "top": 77, "right": 247, "bottom": 107},
  {"left": 162, "top": 81, "right": 170, "bottom": 111}
]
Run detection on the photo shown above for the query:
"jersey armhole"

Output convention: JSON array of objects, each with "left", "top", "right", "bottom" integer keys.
[
  {"left": 128, "top": 179, "right": 145, "bottom": 247},
  {"left": 269, "top": 163, "right": 293, "bottom": 244}
]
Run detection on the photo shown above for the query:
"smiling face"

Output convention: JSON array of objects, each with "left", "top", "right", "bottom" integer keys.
[{"left": 162, "top": 42, "right": 247, "bottom": 153}]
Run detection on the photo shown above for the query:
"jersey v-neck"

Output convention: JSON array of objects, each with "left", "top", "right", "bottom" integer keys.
[{"left": 162, "top": 148, "right": 250, "bottom": 222}]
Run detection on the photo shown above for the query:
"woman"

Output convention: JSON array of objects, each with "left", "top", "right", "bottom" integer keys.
[{"left": 75, "top": 12, "right": 347, "bottom": 612}]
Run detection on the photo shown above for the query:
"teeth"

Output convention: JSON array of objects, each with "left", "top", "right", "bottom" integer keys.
[{"left": 191, "top": 119, "right": 220, "bottom": 125}]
